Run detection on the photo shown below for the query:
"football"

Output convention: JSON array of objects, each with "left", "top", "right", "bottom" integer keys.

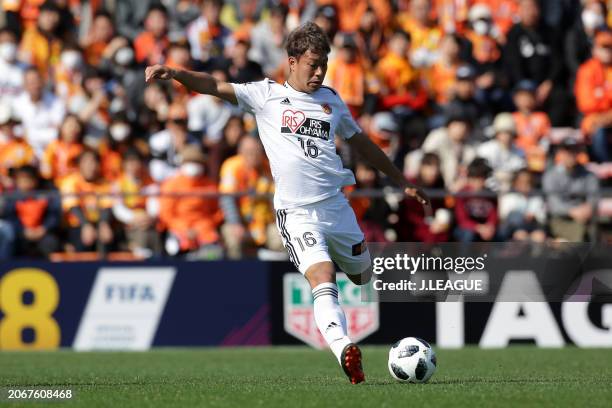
[{"left": 388, "top": 337, "right": 437, "bottom": 383}]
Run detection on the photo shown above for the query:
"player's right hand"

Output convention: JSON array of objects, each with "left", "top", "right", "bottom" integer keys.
[{"left": 145, "top": 65, "right": 174, "bottom": 82}]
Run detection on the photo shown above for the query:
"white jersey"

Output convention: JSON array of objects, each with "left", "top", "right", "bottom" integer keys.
[{"left": 231, "top": 79, "right": 361, "bottom": 209}]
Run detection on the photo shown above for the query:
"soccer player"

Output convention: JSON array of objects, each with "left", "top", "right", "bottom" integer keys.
[{"left": 146, "top": 22, "right": 429, "bottom": 384}]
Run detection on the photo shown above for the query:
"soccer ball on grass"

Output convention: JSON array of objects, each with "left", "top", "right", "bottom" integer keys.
[{"left": 388, "top": 337, "right": 437, "bottom": 383}]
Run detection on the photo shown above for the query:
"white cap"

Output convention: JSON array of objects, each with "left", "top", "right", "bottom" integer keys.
[
  {"left": 493, "top": 113, "right": 516, "bottom": 134},
  {"left": 469, "top": 4, "right": 492, "bottom": 22},
  {"left": 373, "top": 112, "right": 399, "bottom": 134}
]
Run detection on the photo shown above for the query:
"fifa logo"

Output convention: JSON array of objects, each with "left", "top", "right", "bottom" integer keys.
[{"left": 105, "top": 284, "right": 155, "bottom": 302}]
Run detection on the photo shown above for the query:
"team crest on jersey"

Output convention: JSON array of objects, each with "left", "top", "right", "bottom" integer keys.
[
  {"left": 321, "top": 103, "right": 332, "bottom": 114},
  {"left": 281, "top": 109, "right": 330, "bottom": 140}
]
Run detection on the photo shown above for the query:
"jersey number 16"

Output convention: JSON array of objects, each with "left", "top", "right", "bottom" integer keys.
[{"left": 298, "top": 137, "right": 319, "bottom": 158}]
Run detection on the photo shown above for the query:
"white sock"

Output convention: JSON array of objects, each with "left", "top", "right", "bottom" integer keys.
[{"left": 312, "top": 282, "right": 352, "bottom": 364}]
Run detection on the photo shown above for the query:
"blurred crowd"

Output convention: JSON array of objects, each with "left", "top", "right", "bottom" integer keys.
[{"left": 0, "top": 0, "right": 610, "bottom": 260}]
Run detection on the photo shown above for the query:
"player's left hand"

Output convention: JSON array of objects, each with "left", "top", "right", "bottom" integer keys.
[{"left": 145, "top": 65, "right": 175, "bottom": 82}]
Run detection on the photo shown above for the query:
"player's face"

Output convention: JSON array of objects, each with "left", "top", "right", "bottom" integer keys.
[{"left": 289, "top": 50, "right": 328, "bottom": 93}]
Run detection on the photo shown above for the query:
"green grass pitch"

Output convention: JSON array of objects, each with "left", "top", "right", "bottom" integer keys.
[{"left": 1, "top": 346, "right": 611, "bottom": 407}]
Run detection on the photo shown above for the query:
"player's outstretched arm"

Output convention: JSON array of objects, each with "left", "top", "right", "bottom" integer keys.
[
  {"left": 145, "top": 65, "right": 238, "bottom": 105},
  {"left": 347, "top": 132, "right": 431, "bottom": 210}
]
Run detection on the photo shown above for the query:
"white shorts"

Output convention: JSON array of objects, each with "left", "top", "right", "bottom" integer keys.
[{"left": 275, "top": 193, "right": 371, "bottom": 275}]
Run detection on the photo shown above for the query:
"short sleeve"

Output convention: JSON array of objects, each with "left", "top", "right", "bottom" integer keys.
[
  {"left": 335, "top": 102, "right": 361, "bottom": 140},
  {"left": 231, "top": 79, "right": 271, "bottom": 114}
]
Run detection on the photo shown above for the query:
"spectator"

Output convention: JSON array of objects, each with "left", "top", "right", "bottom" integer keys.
[
  {"left": 465, "top": 4, "right": 502, "bottom": 68},
  {"left": 454, "top": 158, "right": 498, "bottom": 242},
  {"left": 367, "top": 112, "right": 401, "bottom": 165},
  {"left": 219, "top": 136, "right": 278, "bottom": 259},
  {"left": 575, "top": 28, "right": 612, "bottom": 162},
  {"left": 348, "top": 161, "right": 393, "bottom": 242},
  {"left": 165, "top": 40, "right": 195, "bottom": 98},
  {"left": 538, "top": 0, "right": 581, "bottom": 33},
  {"left": 313, "top": 6, "right": 339, "bottom": 46},
  {"left": 68, "top": 67, "right": 110, "bottom": 140},
  {"left": 101, "top": 38, "right": 147, "bottom": 120},
  {"left": 477, "top": 112, "right": 526, "bottom": 191},
  {"left": 0, "top": 27, "right": 25, "bottom": 102},
  {"left": 326, "top": 0, "right": 391, "bottom": 33},
  {"left": 428, "top": 34, "right": 464, "bottom": 106},
  {"left": 112, "top": 148, "right": 160, "bottom": 257},
  {"left": 166, "top": 40, "right": 194, "bottom": 72},
  {"left": 223, "top": 0, "right": 267, "bottom": 31},
  {"left": 59, "top": 148, "right": 115, "bottom": 252},
  {"left": 0, "top": 0, "right": 607, "bottom": 257},
  {"left": 166, "top": 0, "right": 201, "bottom": 38},
  {"left": 464, "top": 4, "right": 507, "bottom": 113},
  {"left": 543, "top": 138, "right": 600, "bottom": 241},
  {"left": 504, "top": 0, "right": 571, "bottom": 126},
  {"left": 4, "top": 165, "right": 60, "bottom": 257},
  {"left": 511, "top": 79, "right": 551, "bottom": 172},
  {"left": 0, "top": 103, "right": 35, "bottom": 188},
  {"left": 99, "top": 113, "right": 150, "bottom": 182},
  {"left": 445, "top": 64, "right": 492, "bottom": 136},
  {"left": 355, "top": 7, "right": 385, "bottom": 65},
  {"left": 434, "top": 0, "right": 470, "bottom": 34},
  {"left": 226, "top": 38, "right": 264, "bottom": 84},
  {"left": 420, "top": 109, "right": 476, "bottom": 190},
  {"left": 54, "top": 45, "right": 86, "bottom": 102},
  {"left": 498, "top": 168, "right": 546, "bottom": 242},
  {"left": 207, "top": 115, "right": 246, "bottom": 182},
  {"left": 375, "top": 30, "right": 428, "bottom": 114},
  {"left": 18, "top": 0, "right": 63, "bottom": 76},
  {"left": 159, "top": 145, "right": 223, "bottom": 257},
  {"left": 150, "top": 102, "right": 198, "bottom": 182},
  {"left": 81, "top": 11, "right": 116, "bottom": 67},
  {"left": 41, "top": 113, "right": 85, "bottom": 182},
  {"left": 397, "top": 153, "right": 451, "bottom": 243},
  {"left": 140, "top": 80, "right": 171, "bottom": 135},
  {"left": 187, "top": 67, "right": 239, "bottom": 146},
  {"left": 325, "top": 34, "right": 366, "bottom": 116},
  {"left": 472, "top": 0, "right": 519, "bottom": 40},
  {"left": 114, "top": 0, "right": 161, "bottom": 41},
  {"left": 248, "top": 4, "right": 289, "bottom": 79},
  {"left": 187, "top": 0, "right": 234, "bottom": 64},
  {"left": 12, "top": 67, "right": 66, "bottom": 157},
  {"left": 565, "top": 0, "right": 607, "bottom": 83},
  {"left": 134, "top": 5, "right": 170, "bottom": 67},
  {"left": 398, "top": 0, "right": 442, "bottom": 68}
]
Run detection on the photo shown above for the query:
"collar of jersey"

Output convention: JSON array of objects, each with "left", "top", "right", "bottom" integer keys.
[{"left": 284, "top": 81, "right": 313, "bottom": 95}]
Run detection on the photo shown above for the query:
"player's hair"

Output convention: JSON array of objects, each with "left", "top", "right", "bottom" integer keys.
[{"left": 286, "top": 22, "right": 331, "bottom": 59}]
